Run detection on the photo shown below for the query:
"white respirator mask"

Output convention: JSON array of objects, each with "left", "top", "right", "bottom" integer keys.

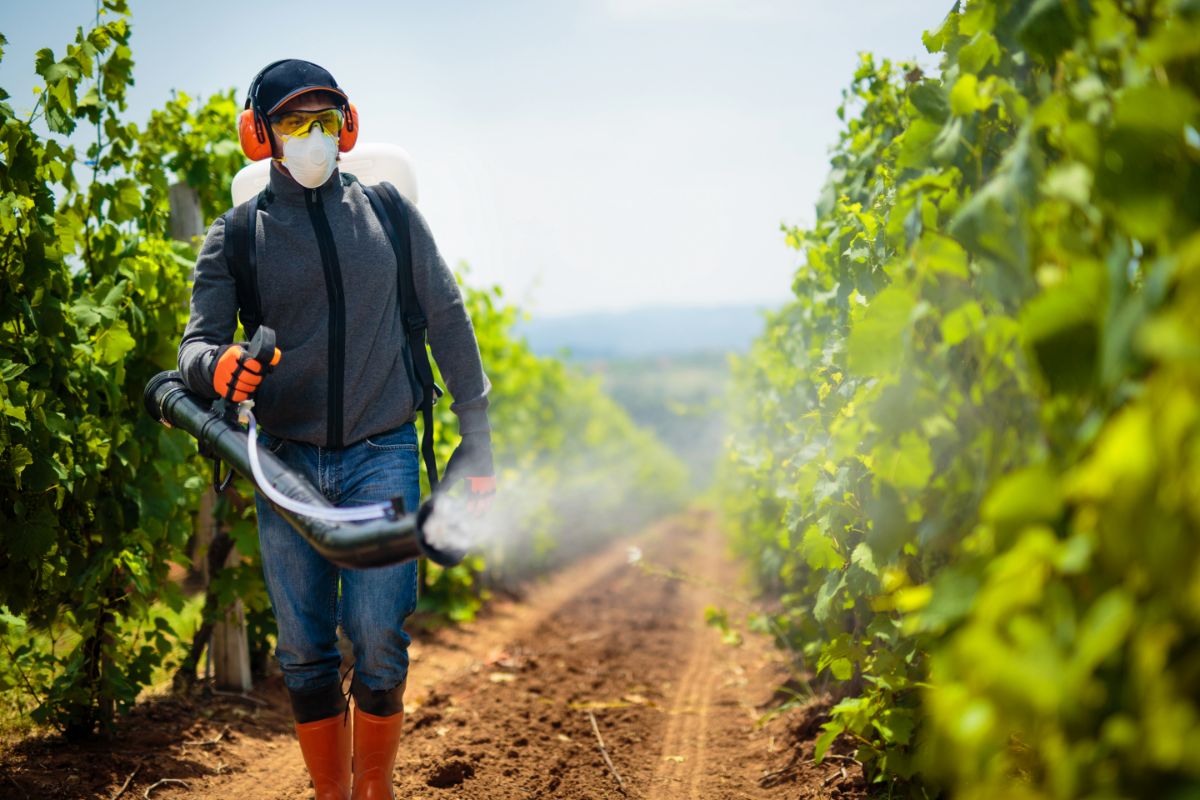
[{"left": 277, "top": 123, "right": 338, "bottom": 189}]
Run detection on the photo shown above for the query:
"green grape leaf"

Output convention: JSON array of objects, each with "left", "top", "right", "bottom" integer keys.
[{"left": 801, "top": 525, "right": 846, "bottom": 570}]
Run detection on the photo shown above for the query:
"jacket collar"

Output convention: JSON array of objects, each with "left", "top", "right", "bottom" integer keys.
[{"left": 267, "top": 161, "right": 344, "bottom": 207}]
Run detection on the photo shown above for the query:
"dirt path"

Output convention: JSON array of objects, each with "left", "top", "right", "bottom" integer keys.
[{"left": 0, "top": 509, "right": 864, "bottom": 799}]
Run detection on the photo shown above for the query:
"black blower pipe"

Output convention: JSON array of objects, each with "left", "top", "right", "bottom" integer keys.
[{"left": 143, "top": 370, "right": 463, "bottom": 570}]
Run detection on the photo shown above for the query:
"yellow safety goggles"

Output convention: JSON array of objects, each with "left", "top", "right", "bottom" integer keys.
[{"left": 269, "top": 107, "right": 344, "bottom": 137}]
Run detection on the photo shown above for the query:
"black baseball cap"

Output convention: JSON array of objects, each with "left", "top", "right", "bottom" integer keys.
[{"left": 250, "top": 59, "right": 349, "bottom": 116}]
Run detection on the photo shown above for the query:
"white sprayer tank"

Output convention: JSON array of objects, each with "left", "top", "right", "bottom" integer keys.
[{"left": 230, "top": 142, "right": 419, "bottom": 206}]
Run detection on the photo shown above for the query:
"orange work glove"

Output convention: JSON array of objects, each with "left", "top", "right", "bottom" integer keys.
[{"left": 212, "top": 343, "right": 281, "bottom": 403}]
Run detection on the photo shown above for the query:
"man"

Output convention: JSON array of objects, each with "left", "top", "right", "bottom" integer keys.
[{"left": 178, "top": 59, "right": 494, "bottom": 800}]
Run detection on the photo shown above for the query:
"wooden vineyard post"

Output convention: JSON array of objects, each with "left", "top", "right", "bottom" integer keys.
[
  {"left": 170, "top": 183, "right": 253, "bottom": 692},
  {"left": 209, "top": 542, "right": 253, "bottom": 692},
  {"left": 167, "top": 182, "right": 203, "bottom": 242}
]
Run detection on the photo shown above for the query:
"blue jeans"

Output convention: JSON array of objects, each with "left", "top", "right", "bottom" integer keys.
[{"left": 253, "top": 423, "right": 420, "bottom": 698}]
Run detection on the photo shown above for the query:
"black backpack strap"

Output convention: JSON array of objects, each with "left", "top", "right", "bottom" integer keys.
[
  {"left": 223, "top": 189, "right": 269, "bottom": 340},
  {"left": 363, "top": 182, "right": 443, "bottom": 491},
  {"left": 213, "top": 187, "right": 268, "bottom": 491}
]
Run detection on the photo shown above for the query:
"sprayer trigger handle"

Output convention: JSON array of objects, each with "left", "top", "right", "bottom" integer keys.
[{"left": 246, "top": 326, "right": 277, "bottom": 372}]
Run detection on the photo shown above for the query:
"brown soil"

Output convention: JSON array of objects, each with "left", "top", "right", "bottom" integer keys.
[{"left": 0, "top": 509, "right": 866, "bottom": 799}]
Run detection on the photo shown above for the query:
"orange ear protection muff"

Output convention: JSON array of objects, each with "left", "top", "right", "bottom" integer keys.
[
  {"left": 238, "top": 60, "right": 358, "bottom": 161},
  {"left": 339, "top": 104, "right": 359, "bottom": 153},
  {"left": 239, "top": 59, "right": 287, "bottom": 161},
  {"left": 238, "top": 106, "right": 274, "bottom": 161}
]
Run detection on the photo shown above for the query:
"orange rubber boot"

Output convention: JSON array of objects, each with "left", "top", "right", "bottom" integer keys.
[
  {"left": 351, "top": 707, "right": 404, "bottom": 800},
  {"left": 295, "top": 715, "right": 352, "bottom": 800}
]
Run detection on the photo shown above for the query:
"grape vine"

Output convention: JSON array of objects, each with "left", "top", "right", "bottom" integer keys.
[{"left": 727, "top": 1, "right": 1200, "bottom": 796}]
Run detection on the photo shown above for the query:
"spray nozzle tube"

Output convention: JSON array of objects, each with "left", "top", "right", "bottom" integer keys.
[
  {"left": 245, "top": 407, "right": 402, "bottom": 523},
  {"left": 143, "top": 370, "right": 466, "bottom": 569}
]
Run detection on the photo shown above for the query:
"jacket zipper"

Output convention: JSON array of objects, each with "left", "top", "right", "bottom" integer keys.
[{"left": 305, "top": 186, "right": 346, "bottom": 449}]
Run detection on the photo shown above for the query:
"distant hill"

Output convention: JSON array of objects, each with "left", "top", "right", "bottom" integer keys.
[{"left": 513, "top": 304, "right": 774, "bottom": 359}]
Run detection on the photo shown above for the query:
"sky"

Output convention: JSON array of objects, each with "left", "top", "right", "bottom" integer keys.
[{"left": 1, "top": 1, "right": 949, "bottom": 317}]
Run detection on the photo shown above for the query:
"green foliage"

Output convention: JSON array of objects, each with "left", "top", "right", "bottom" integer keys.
[
  {"left": 0, "top": 2, "right": 209, "bottom": 735},
  {"left": 138, "top": 88, "right": 245, "bottom": 225},
  {"left": 727, "top": 0, "right": 1200, "bottom": 796},
  {"left": 0, "top": 6, "right": 272, "bottom": 735}
]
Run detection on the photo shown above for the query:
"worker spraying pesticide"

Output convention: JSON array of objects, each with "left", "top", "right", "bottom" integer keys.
[{"left": 165, "top": 59, "right": 496, "bottom": 800}]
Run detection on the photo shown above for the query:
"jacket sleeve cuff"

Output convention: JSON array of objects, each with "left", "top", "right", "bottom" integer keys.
[
  {"left": 179, "top": 345, "right": 221, "bottom": 399},
  {"left": 454, "top": 404, "right": 491, "bottom": 436}
]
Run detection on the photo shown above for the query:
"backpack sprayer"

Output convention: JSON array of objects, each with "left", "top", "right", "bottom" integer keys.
[{"left": 143, "top": 327, "right": 465, "bottom": 570}]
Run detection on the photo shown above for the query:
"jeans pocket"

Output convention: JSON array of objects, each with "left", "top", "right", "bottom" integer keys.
[{"left": 364, "top": 425, "right": 418, "bottom": 452}]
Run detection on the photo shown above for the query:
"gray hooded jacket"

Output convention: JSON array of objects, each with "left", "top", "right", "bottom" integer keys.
[{"left": 178, "top": 164, "right": 491, "bottom": 448}]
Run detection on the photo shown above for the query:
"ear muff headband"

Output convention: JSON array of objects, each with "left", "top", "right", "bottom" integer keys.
[
  {"left": 239, "top": 59, "right": 290, "bottom": 161},
  {"left": 237, "top": 61, "right": 357, "bottom": 161}
]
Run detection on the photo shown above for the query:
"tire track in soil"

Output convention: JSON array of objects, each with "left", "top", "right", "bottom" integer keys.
[{"left": 652, "top": 533, "right": 720, "bottom": 799}]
